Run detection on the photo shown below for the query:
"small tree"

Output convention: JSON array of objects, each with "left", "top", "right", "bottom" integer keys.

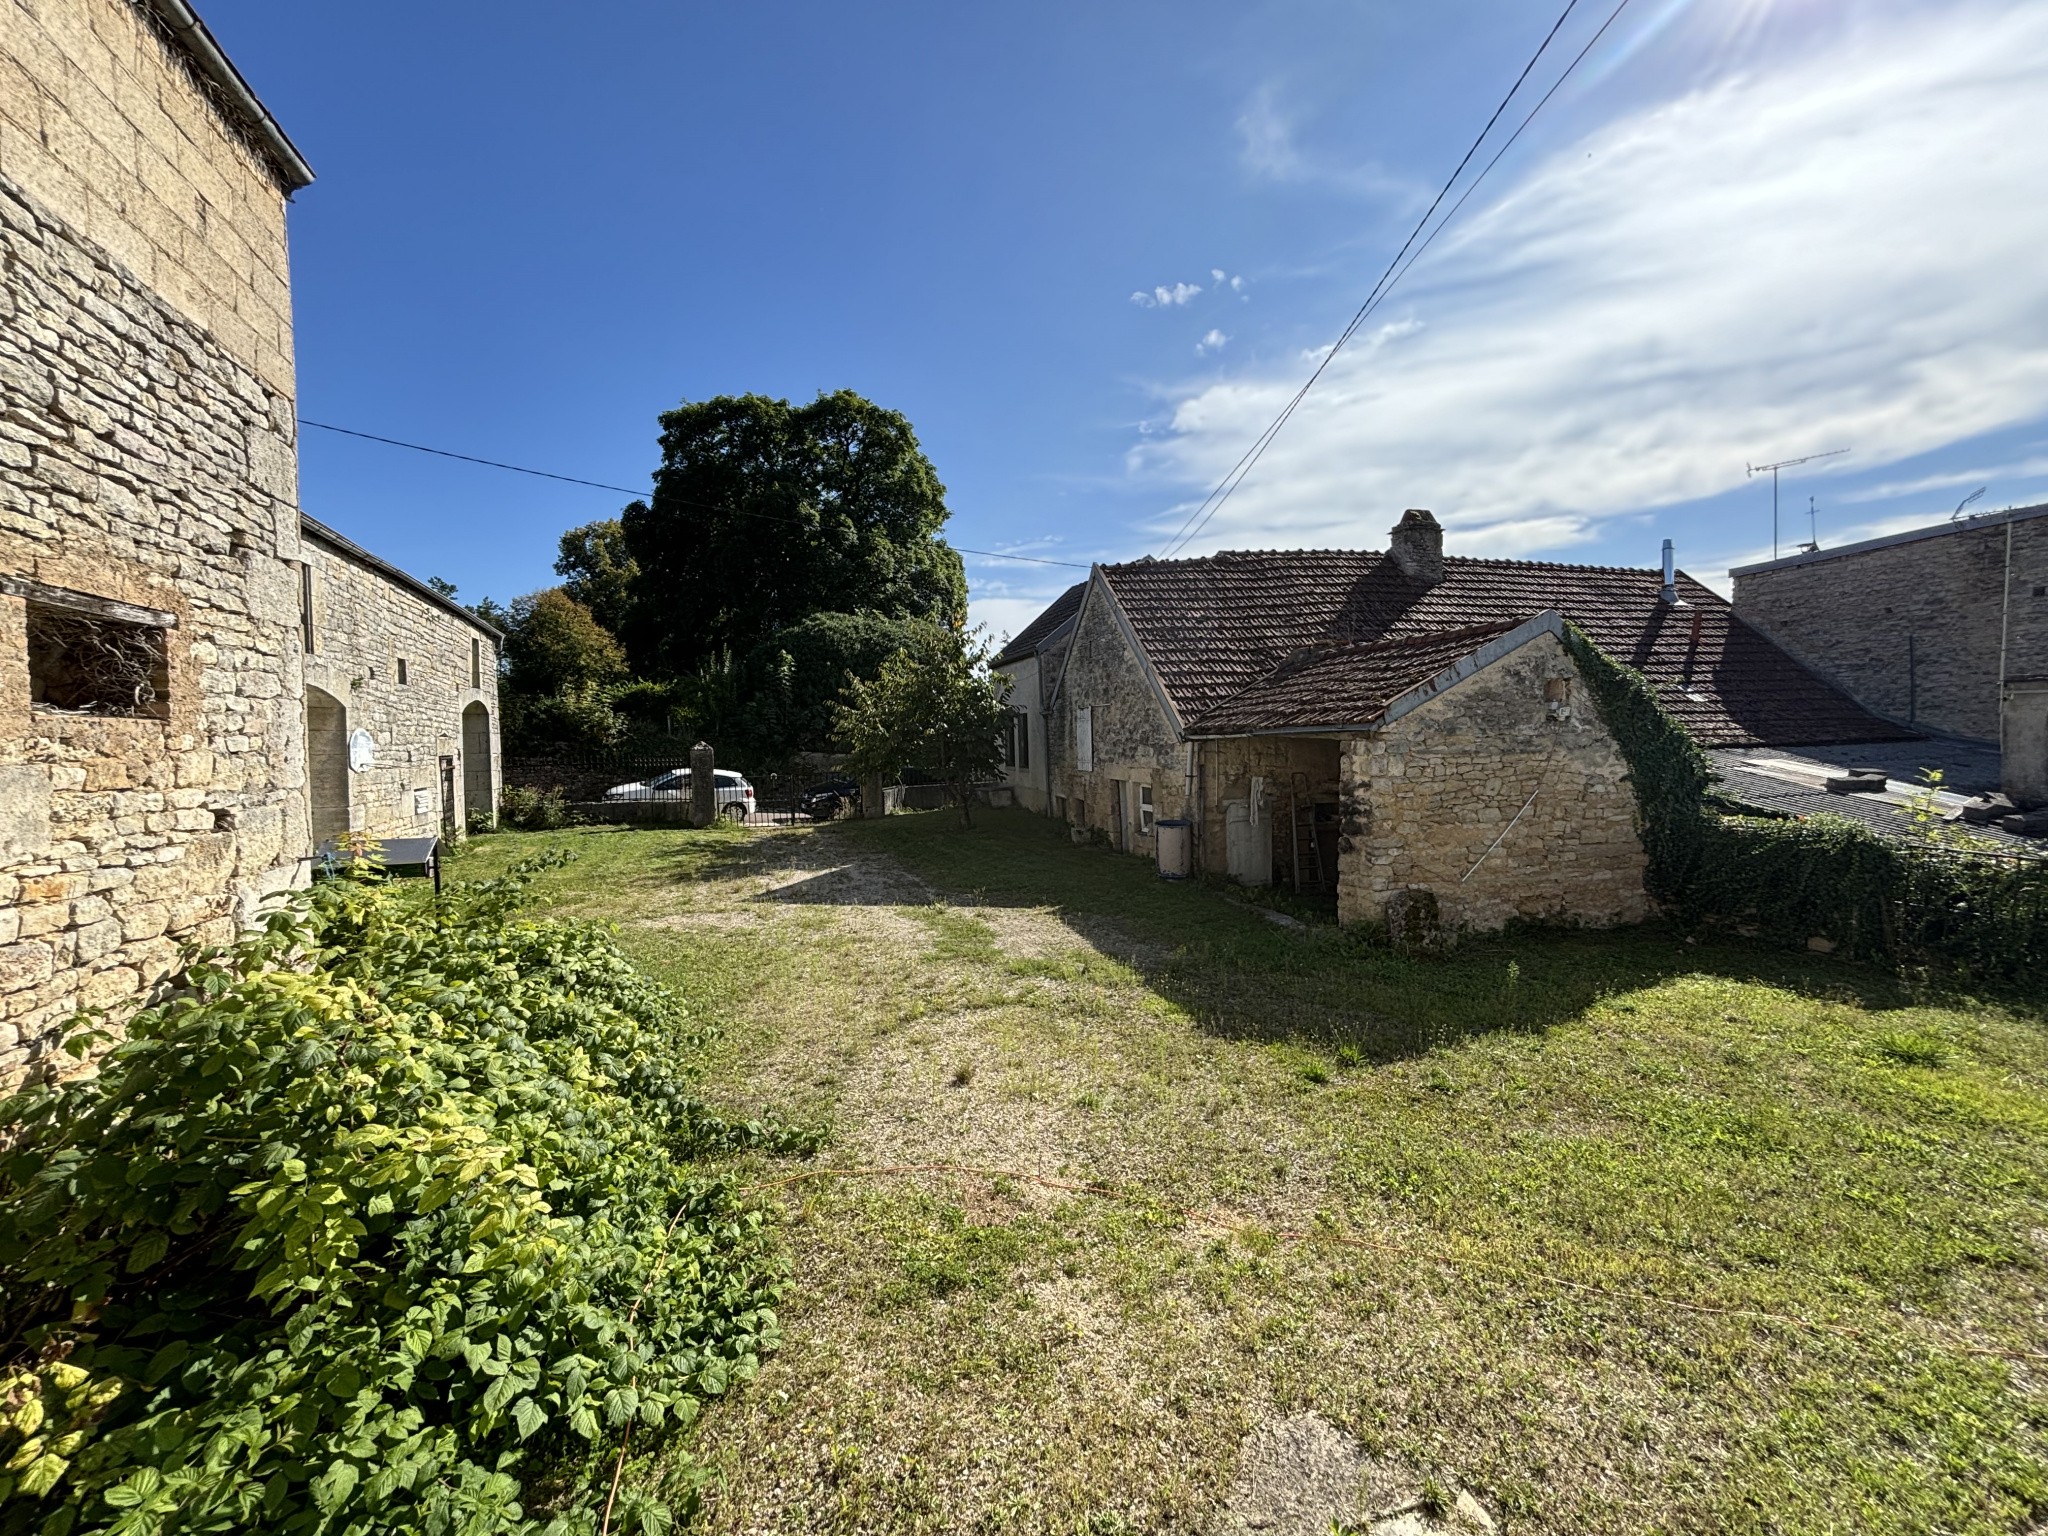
[{"left": 836, "top": 625, "right": 1010, "bottom": 826}]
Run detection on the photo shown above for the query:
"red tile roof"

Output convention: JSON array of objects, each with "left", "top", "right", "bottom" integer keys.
[
  {"left": 1099, "top": 550, "right": 1911, "bottom": 748},
  {"left": 992, "top": 582, "right": 1086, "bottom": 669},
  {"left": 1188, "top": 620, "right": 1527, "bottom": 735}
]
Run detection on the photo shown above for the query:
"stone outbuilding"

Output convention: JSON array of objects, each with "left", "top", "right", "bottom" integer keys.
[
  {"left": 0, "top": 0, "right": 501, "bottom": 1081},
  {"left": 1004, "top": 511, "right": 1910, "bottom": 935},
  {"left": 300, "top": 515, "right": 501, "bottom": 848}
]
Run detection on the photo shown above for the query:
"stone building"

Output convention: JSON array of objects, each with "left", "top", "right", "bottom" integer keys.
[
  {"left": 1731, "top": 503, "right": 2048, "bottom": 803},
  {"left": 1004, "top": 511, "right": 1907, "bottom": 934},
  {"left": 991, "top": 581, "right": 1082, "bottom": 814},
  {"left": 0, "top": 0, "right": 500, "bottom": 1082},
  {"left": 300, "top": 515, "right": 501, "bottom": 848}
]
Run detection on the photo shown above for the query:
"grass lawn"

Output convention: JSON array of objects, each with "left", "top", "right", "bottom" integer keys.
[{"left": 450, "top": 810, "right": 2048, "bottom": 1535}]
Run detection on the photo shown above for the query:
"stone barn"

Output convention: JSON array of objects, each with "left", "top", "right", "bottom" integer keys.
[
  {"left": 1017, "top": 511, "right": 1910, "bottom": 936},
  {"left": 0, "top": 0, "right": 501, "bottom": 1082},
  {"left": 299, "top": 515, "right": 501, "bottom": 847}
]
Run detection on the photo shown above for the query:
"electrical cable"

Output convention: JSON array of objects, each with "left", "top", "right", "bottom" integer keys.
[
  {"left": 1158, "top": 0, "right": 1634, "bottom": 559},
  {"left": 299, "top": 418, "right": 1091, "bottom": 569}
]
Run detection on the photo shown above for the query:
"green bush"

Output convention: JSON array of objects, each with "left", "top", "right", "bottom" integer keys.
[
  {"left": 0, "top": 859, "right": 818, "bottom": 1535},
  {"left": 499, "top": 785, "right": 569, "bottom": 831},
  {"left": 1563, "top": 624, "right": 2048, "bottom": 984}
]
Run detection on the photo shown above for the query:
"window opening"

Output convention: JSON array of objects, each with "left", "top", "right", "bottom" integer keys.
[
  {"left": 470, "top": 636, "right": 482, "bottom": 689},
  {"left": 1138, "top": 784, "right": 1156, "bottom": 835},
  {"left": 396, "top": 657, "right": 410, "bottom": 686},
  {"left": 300, "top": 564, "right": 315, "bottom": 654},
  {"left": 27, "top": 600, "right": 170, "bottom": 718},
  {"left": 1014, "top": 707, "right": 1030, "bottom": 771}
]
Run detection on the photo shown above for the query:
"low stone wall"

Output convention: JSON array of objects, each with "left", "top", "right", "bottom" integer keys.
[{"left": 564, "top": 800, "right": 695, "bottom": 826}]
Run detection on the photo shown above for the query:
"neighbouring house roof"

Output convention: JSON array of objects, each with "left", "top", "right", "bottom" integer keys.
[
  {"left": 300, "top": 514, "right": 504, "bottom": 642},
  {"left": 992, "top": 582, "right": 1086, "bottom": 669},
  {"left": 1729, "top": 501, "right": 2048, "bottom": 579},
  {"left": 1188, "top": 618, "right": 1532, "bottom": 735},
  {"left": 1097, "top": 550, "right": 1909, "bottom": 749}
]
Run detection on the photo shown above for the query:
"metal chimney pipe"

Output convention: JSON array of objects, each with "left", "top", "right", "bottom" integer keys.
[{"left": 1660, "top": 539, "right": 1676, "bottom": 604}]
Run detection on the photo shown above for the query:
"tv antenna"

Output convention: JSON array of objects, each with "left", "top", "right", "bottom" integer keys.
[
  {"left": 1951, "top": 486, "right": 1986, "bottom": 522},
  {"left": 1748, "top": 448, "right": 1849, "bottom": 559},
  {"left": 1799, "top": 495, "right": 1819, "bottom": 554}
]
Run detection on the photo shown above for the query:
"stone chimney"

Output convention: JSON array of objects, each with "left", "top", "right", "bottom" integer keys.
[{"left": 1388, "top": 508, "right": 1444, "bottom": 586}]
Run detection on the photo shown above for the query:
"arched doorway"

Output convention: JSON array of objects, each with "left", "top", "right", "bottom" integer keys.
[
  {"left": 305, "top": 687, "right": 349, "bottom": 848},
  {"left": 461, "top": 702, "right": 493, "bottom": 830}
]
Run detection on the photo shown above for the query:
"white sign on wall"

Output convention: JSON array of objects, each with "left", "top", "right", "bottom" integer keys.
[{"left": 348, "top": 729, "right": 376, "bottom": 773}]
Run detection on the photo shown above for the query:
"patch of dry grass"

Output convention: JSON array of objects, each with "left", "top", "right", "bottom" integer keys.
[{"left": 449, "top": 816, "right": 2048, "bottom": 1535}]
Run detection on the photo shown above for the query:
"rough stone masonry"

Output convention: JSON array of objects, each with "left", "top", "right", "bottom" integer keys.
[{"left": 0, "top": 0, "right": 500, "bottom": 1083}]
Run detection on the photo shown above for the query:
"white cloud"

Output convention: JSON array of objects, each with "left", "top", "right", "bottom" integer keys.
[
  {"left": 1236, "top": 85, "right": 1418, "bottom": 201},
  {"left": 1196, "top": 329, "right": 1229, "bottom": 357},
  {"left": 1841, "top": 453, "right": 2048, "bottom": 505},
  {"left": 1131, "top": 282, "right": 1203, "bottom": 308},
  {"left": 1135, "top": 2, "right": 2048, "bottom": 558}
]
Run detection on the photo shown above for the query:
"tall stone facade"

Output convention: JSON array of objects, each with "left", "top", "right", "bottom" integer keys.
[
  {"left": 300, "top": 517, "right": 501, "bottom": 845},
  {"left": 0, "top": 0, "right": 316, "bottom": 1081},
  {"left": 1336, "top": 633, "right": 1647, "bottom": 933},
  {"left": 1731, "top": 505, "right": 2048, "bottom": 747}
]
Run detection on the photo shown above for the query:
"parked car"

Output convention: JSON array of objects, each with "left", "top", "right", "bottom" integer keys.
[
  {"left": 604, "top": 768, "right": 756, "bottom": 820},
  {"left": 798, "top": 776, "right": 861, "bottom": 821}
]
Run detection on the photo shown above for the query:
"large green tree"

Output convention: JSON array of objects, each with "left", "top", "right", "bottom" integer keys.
[
  {"left": 554, "top": 519, "right": 638, "bottom": 639},
  {"left": 619, "top": 391, "right": 967, "bottom": 678},
  {"left": 502, "top": 588, "right": 625, "bottom": 698}
]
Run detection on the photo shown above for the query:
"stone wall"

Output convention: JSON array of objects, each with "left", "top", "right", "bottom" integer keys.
[
  {"left": 1046, "top": 584, "right": 1190, "bottom": 857},
  {"left": 0, "top": 0, "right": 297, "bottom": 394},
  {"left": 0, "top": 167, "right": 306, "bottom": 1081},
  {"left": 302, "top": 525, "right": 500, "bottom": 843},
  {"left": 1337, "top": 633, "right": 1647, "bottom": 934},
  {"left": 1732, "top": 507, "right": 2048, "bottom": 745}
]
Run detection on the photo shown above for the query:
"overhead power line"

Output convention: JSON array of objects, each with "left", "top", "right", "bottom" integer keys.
[
  {"left": 299, "top": 418, "right": 1090, "bottom": 570},
  {"left": 1158, "top": 0, "right": 1636, "bottom": 560}
]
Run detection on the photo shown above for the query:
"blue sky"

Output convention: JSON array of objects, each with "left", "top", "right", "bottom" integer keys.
[{"left": 204, "top": 0, "right": 2048, "bottom": 643}]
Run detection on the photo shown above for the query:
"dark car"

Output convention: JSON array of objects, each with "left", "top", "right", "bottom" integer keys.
[{"left": 798, "top": 776, "right": 861, "bottom": 821}]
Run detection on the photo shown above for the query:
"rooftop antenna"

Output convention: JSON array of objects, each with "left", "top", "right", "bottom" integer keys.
[
  {"left": 1748, "top": 448, "right": 1848, "bottom": 560},
  {"left": 1951, "top": 485, "right": 1987, "bottom": 522},
  {"left": 1800, "top": 495, "right": 1819, "bottom": 554}
]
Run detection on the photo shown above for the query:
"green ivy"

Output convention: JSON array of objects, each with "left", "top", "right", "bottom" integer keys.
[
  {"left": 1563, "top": 624, "right": 2048, "bottom": 984},
  {"left": 0, "top": 857, "right": 821, "bottom": 1535}
]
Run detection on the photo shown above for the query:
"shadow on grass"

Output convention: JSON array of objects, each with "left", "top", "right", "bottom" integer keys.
[{"left": 762, "top": 809, "right": 2027, "bottom": 1065}]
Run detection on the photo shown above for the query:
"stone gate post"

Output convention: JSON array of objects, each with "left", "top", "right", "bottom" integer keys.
[{"left": 691, "top": 741, "right": 717, "bottom": 827}]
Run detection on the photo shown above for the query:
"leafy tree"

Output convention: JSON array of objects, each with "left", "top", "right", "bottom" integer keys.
[
  {"left": 737, "top": 610, "right": 943, "bottom": 762},
  {"left": 553, "top": 518, "right": 638, "bottom": 639},
  {"left": 619, "top": 391, "right": 967, "bottom": 677},
  {"left": 501, "top": 588, "right": 625, "bottom": 698},
  {"left": 835, "top": 626, "right": 1010, "bottom": 826}
]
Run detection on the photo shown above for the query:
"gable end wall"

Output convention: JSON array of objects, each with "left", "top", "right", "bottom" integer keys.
[{"left": 1338, "top": 632, "right": 1647, "bottom": 932}]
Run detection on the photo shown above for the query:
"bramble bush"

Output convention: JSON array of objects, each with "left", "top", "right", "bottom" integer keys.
[{"left": 0, "top": 856, "right": 819, "bottom": 1535}]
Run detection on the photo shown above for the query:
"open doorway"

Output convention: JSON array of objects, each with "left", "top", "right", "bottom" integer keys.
[
  {"left": 461, "top": 702, "right": 493, "bottom": 829},
  {"left": 305, "top": 686, "right": 349, "bottom": 847}
]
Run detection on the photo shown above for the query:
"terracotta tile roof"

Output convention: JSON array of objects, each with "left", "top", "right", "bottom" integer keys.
[
  {"left": 1189, "top": 620, "right": 1526, "bottom": 735},
  {"left": 992, "top": 582, "right": 1086, "bottom": 668},
  {"left": 1100, "top": 550, "right": 1911, "bottom": 748}
]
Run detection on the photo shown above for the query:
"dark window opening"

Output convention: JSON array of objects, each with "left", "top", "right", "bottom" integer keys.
[
  {"left": 28, "top": 603, "right": 170, "bottom": 718},
  {"left": 300, "top": 564, "right": 315, "bottom": 654},
  {"left": 396, "top": 657, "right": 410, "bottom": 686},
  {"left": 470, "top": 636, "right": 482, "bottom": 689}
]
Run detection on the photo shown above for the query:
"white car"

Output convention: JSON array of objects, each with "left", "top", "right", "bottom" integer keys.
[{"left": 603, "top": 767, "right": 756, "bottom": 821}]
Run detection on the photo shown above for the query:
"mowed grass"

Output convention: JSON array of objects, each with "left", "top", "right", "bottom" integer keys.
[{"left": 449, "top": 812, "right": 2048, "bottom": 1534}]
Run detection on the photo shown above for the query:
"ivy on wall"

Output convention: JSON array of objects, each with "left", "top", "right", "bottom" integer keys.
[{"left": 1563, "top": 624, "right": 2048, "bottom": 985}]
